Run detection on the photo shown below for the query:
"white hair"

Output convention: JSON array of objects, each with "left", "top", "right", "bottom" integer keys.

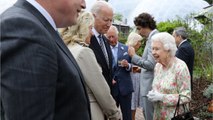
[
  {"left": 90, "top": 0, "right": 113, "bottom": 15},
  {"left": 151, "top": 32, "right": 177, "bottom": 56},
  {"left": 126, "top": 32, "right": 142, "bottom": 47},
  {"left": 110, "top": 25, "right": 119, "bottom": 35}
]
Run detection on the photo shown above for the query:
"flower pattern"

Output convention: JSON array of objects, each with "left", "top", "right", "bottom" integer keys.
[{"left": 152, "top": 58, "right": 191, "bottom": 120}]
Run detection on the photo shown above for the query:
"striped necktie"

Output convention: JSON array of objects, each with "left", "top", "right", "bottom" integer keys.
[{"left": 98, "top": 35, "right": 109, "bottom": 67}]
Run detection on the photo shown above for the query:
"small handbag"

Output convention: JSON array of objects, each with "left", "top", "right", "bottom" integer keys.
[{"left": 171, "top": 95, "right": 194, "bottom": 120}]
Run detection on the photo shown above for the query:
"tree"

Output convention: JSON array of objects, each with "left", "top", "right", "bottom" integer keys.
[
  {"left": 204, "top": 0, "right": 212, "bottom": 4},
  {"left": 113, "top": 13, "right": 123, "bottom": 21}
]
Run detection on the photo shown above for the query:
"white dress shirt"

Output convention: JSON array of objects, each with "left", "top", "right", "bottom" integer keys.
[{"left": 26, "top": 0, "right": 57, "bottom": 30}]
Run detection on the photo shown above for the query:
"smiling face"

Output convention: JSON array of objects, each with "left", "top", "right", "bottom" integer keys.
[
  {"left": 152, "top": 41, "right": 169, "bottom": 65},
  {"left": 106, "top": 26, "right": 118, "bottom": 47},
  {"left": 49, "top": 0, "right": 86, "bottom": 27}
]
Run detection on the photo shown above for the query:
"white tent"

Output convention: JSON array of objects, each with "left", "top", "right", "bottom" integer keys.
[{"left": 108, "top": 0, "right": 209, "bottom": 26}]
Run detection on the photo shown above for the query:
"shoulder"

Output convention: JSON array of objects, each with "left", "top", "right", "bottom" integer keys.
[
  {"left": 119, "top": 42, "right": 128, "bottom": 49},
  {"left": 69, "top": 44, "right": 95, "bottom": 59},
  {"left": 179, "top": 41, "right": 194, "bottom": 53},
  {"left": 174, "top": 58, "right": 188, "bottom": 70}
]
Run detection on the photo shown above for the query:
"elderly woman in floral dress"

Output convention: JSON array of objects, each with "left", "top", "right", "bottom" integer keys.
[{"left": 147, "top": 32, "right": 191, "bottom": 120}]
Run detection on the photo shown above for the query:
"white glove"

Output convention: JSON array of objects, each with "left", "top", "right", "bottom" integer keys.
[{"left": 147, "top": 90, "right": 165, "bottom": 102}]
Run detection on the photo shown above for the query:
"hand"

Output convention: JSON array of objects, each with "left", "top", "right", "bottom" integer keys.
[
  {"left": 132, "top": 66, "right": 141, "bottom": 73},
  {"left": 147, "top": 90, "right": 165, "bottom": 102},
  {"left": 128, "top": 46, "right": 135, "bottom": 57},
  {"left": 112, "top": 79, "right": 117, "bottom": 85},
  {"left": 120, "top": 59, "right": 129, "bottom": 68}
]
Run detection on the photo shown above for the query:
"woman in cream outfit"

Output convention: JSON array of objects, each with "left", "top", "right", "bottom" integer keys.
[{"left": 59, "top": 11, "right": 120, "bottom": 120}]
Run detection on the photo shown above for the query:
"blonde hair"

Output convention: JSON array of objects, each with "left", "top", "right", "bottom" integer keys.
[
  {"left": 126, "top": 32, "right": 142, "bottom": 47},
  {"left": 59, "top": 11, "right": 94, "bottom": 45}
]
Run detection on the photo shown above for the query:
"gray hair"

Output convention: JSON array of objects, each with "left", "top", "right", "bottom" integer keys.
[
  {"left": 110, "top": 25, "right": 119, "bottom": 35},
  {"left": 126, "top": 32, "right": 142, "bottom": 47},
  {"left": 174, "top": 27, "right": 188, "bottom": 39},
  {"left": 151, "top": 32, "right": 177, "bottom": 57},
  {"left": 90, "top": 0, "right": 113, "bottom": 16}
]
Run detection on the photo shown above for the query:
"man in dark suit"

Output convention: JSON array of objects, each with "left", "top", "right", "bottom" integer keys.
[
  {"left": 0, "top": 0, "right": 91, "bottom": 120},
  {"left": 106, "top": 26, "right": 133, "bottom": 120},
  {"left": 89, "top": 1, "right": 114, "bottom": 90},
  {"left": 173, "top": 27, "right": 195, "bottom": 90}
]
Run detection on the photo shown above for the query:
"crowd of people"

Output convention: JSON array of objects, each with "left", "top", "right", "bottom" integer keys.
[{"left": 1, "top": 0, "right": 194, "bottom": 120}]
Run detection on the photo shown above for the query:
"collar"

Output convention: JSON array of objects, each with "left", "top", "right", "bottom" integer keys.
[
  {"left": 27, "top": 0, "right": 57, "bottom": 30},
  {"left": 92, "top": 27, "right": 101, "bottom": 43},
  {"left": 110, "top": 43, "right": 118, "bottom": 49},
  {"left": 178, "top": 39, "right": 187, "bottom": 47},
  {"left": 148, "top": 29, "right": 158, "bottom": 40}
]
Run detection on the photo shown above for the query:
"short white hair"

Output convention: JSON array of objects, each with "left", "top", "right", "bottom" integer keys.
[
  {"left": 110, "top": 25, "right": 119, "bottom": 35},
  {"left": 90, "top": 0, "right": 113, "bottom": 15},
  {"left": 126, "top": 32, "right": 142, "bottom": 47},
  {"left": 151, "top": 32, "right": 177, "bottom": 56}
]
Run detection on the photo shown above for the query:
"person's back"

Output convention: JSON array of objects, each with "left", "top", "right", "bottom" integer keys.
[
  {"left": 173, "top": 27, "right": 195, "bottom": 90},
  {"left": 0, "top": 0, "right": 90, "bottom": 120}
]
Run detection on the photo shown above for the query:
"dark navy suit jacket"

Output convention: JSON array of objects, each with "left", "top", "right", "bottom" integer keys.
[
  {"left": 1, "top": 0, "right": 90, "bottom": 119},
  {"left": 175, "top": 40, "right": 194, "bottom": 88},
  {"left": 112, "top": 43, "right": 133, "bottom": 96},
  {"left": 89, "top": 35, "right": 113, "bottom": 90}
]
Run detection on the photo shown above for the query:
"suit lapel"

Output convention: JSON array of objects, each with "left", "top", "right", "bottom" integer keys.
[
  {"left": 17, "top": 0, "right": 80, "bottom": 69},
  {"left": 90, "top": 35, "right": 110, "bottom": 68}
]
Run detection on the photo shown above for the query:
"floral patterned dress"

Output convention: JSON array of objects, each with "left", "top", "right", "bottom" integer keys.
[{"left": 152, "top": 57, "right": 191, "bottom": 120}]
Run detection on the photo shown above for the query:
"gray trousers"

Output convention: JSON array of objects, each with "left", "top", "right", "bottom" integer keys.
[{"left": 141, "top": 96, "right": 154, "bottom": 120}]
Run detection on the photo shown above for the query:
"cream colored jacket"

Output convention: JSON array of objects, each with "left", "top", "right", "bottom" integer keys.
[{"left": 68, "top": 43, "right": 120, "bottom": 120}]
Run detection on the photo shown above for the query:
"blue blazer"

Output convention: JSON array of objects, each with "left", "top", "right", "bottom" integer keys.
[
  {"left": 112, "top": 43, "right": 133, "bottom": 96},
  {"left": 1, "top": 0, "right": 90, "bottom": 120}
]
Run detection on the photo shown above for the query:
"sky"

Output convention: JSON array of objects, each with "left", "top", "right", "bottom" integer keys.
[{"left": 0, "top": 0, "right": 209, "bottom": 26}]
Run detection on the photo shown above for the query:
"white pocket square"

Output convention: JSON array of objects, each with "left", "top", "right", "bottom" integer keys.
[{"left": 123, "top": 52, "right": 128, "bottom": 56}]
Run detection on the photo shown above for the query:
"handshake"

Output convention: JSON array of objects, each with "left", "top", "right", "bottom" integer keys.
[{"left": 147, "top": 90, "right": 165, "bottom": 102}]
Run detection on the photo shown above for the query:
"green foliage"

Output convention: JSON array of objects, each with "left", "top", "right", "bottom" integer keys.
[
  {"left": 204, "top": 0, "right": 212, "bottom": 4},
  {"left": 197, "top": 106, "right": 213, "bottom": 119},
  {"left": 203, "top": 83, "right": 213, "bottom": 99},
  {"left": 157, "top": 20, "right": 184, "bottom": 33},
  {"left": 114, "top": 13, "right": 123, "bottom": 21},
  {"left": 118, "top": 32, "right": 127, "bottom": 44}
]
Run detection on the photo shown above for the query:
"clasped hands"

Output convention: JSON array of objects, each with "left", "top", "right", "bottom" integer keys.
[{"left": 147, "top": 90, "right": 165, "bottom": 102}]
